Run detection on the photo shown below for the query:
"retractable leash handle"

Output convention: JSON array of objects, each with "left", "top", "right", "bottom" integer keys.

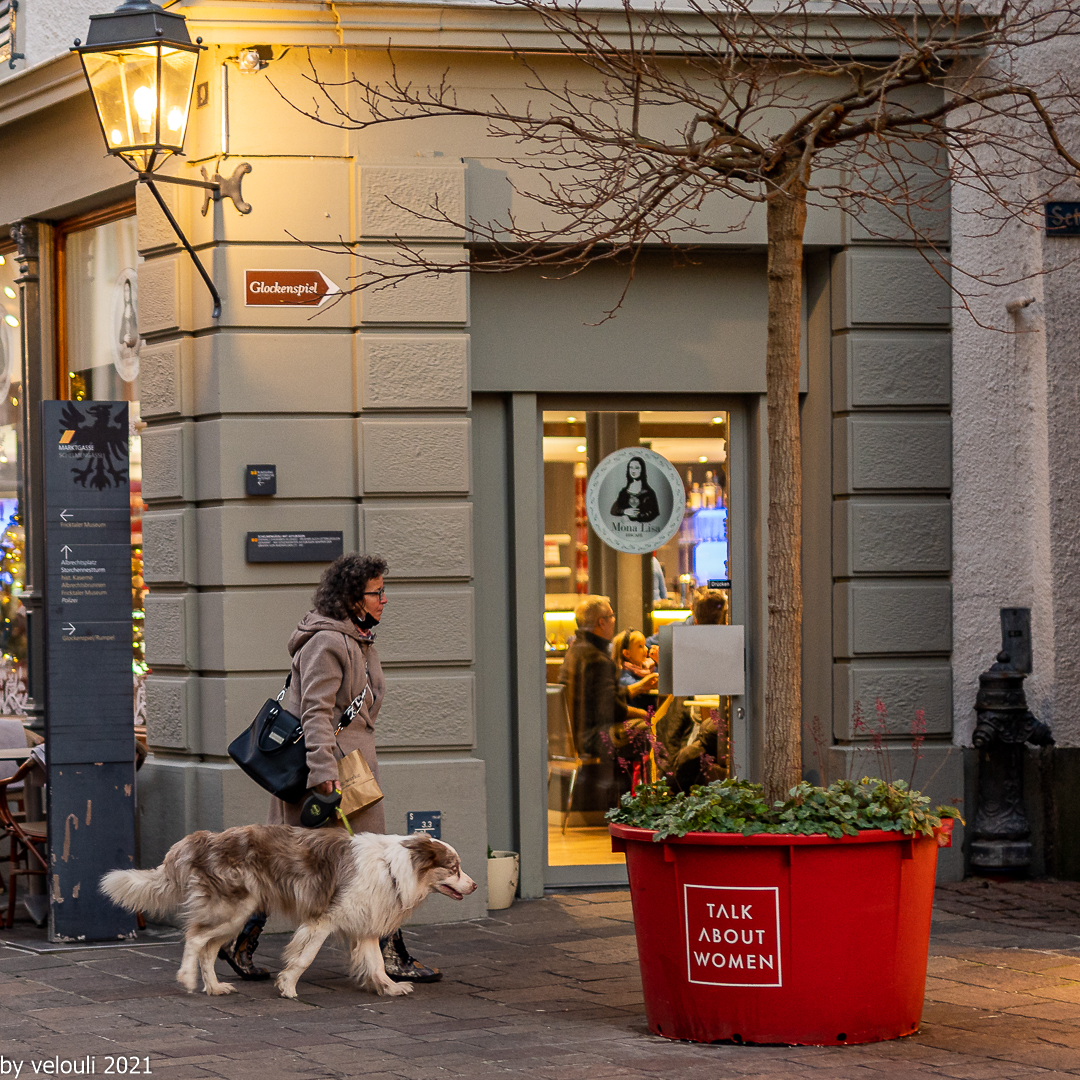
[{"left": 300, "top": 788, "right": 342, "bottom": 828}]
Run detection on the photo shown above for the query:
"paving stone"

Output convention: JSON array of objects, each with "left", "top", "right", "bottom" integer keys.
[{"left": 3, "top": 885, "right": 1080, "bottom": 1077}]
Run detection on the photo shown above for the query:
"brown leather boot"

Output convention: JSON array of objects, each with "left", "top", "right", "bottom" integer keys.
[{"left": 218, "top": 914, "right": 271, "bottom": 980}]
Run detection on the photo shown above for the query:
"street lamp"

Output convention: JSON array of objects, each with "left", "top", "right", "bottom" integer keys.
[
  {"left": 73, "top": 0, "right": 252, "bottom": 318},
  {"left": 75, "top": 0, "right": 200, "bottom": 175}
]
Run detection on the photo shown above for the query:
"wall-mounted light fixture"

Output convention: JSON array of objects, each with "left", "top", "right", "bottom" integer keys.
[{"left": 73, "top": 0, "right": 253, "bottom": 318}]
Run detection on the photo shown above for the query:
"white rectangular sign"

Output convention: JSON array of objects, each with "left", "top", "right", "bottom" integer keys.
[
  {"left": 684, "top": 884, "right": 782, "bottom": 987},
  {"left": 658, "top": 623, "right": 745, "bottom": 696}
]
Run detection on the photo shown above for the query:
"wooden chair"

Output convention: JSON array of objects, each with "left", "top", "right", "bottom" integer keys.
[
  {"left": 546, "top": 684, "right": 600, "bottom": 834},
  {"left": 0, "top": 717, "right": 28, "bottom": 822},
  {"left": 0, "top": 757, "right": 46, "bottom": 927}
]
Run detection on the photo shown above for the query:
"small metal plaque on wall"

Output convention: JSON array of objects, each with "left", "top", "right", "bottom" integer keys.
[
  {"left": 1045, "top": 202, "right": 1080, "bottom": 236},
  {"left": 245, "top": 531, "right": 343, "bottom": 562},
  {"left": 245, "top": 464, "right": 276, "bottom": 496},
  {"left": 407, "top": 811, "right": 442, "bottom": 839}
]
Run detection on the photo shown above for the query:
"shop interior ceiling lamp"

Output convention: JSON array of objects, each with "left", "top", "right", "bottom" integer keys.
[{"left": 73, "top": 0, "right": 253, "bottom": 318}]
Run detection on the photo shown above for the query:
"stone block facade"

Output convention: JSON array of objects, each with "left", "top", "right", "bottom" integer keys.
[
  {"left": 829, "top": 237, "right": 960, "bottom": 875},
  {"left": 137, "top": 149, "right": 486, "bottom": 920}
]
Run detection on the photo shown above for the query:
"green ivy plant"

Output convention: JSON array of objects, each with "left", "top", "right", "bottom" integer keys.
[{"left": 607, "top": 776, "right": 963, "bottom": 841}]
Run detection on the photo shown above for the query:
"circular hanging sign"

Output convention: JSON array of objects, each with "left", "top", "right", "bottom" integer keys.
[{"left": 585, "top": 446, "right": 686, "bottom": 555}]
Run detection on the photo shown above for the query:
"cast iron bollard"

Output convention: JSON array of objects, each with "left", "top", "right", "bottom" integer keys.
[{"left": 970, "top": 616, "right": 1054, "bottom": 872}]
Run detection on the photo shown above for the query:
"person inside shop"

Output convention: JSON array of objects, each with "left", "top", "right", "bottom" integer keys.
[
  {"left": 559, "top": 596, "right": 651, "bottom": 804},
  {"left": 611, "top": 628, "right": 660, "bottom": 711},
  {"left": 610, "top": 455, "right": 660, "bottom": 523},
  {"left": 655, "top": 588, "right": 729, "bottom": 791},
  {"left": 646, "top": 583, "right": 726, "bottom": 649}
]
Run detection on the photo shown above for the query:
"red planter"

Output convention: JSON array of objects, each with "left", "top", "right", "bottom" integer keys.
[{"left": 610, "top": 822, "right": 941, "bottom": 1046}]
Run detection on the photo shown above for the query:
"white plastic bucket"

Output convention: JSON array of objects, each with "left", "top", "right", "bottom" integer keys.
[{"left": 487, "top": 851, "right": 520, "bottom": 910}]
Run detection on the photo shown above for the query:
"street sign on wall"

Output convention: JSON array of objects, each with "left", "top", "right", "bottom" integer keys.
[
  {"left": 244, "top": 269, "right": 341, "bottom": 307},
  {"left": 1044, "top": 202, "right": 1080, "bottom": 236},
  {"left": 43, "top": 401, "right": 136, "bottom": 941}
]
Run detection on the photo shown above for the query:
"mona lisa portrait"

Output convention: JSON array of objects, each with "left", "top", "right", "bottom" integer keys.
[{"left": 610, "top": 455, "right": 660, "bottom": 523}]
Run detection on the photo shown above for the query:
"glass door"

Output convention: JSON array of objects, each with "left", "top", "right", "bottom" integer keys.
[{"left": 543, "top": 409, "right": 734, "bottom": 881}]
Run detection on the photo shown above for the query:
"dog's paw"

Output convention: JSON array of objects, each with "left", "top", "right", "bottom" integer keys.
[
  {"left": 176, "top": 971, "right": 198, "bottom": 993},
  {"left": 203, "top": 983, "right": 236, "bottom": 996},
  {"left": 379, "top": 981, "right": 414, "bottom": 997},
  {"left": 275, "top": 977, "right": 298, "bottom": 1000}
]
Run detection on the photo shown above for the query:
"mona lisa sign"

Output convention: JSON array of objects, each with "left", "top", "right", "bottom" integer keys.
[{"left": 585, "top": 446, "right": 686, "bottom": 555}]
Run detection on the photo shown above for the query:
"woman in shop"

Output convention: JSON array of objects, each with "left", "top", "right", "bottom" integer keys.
[
  {"left": 218, "top": 553, "right": 441, "bottom": 986},
  {"left": 610, "top": 455, "right": 660, "bottom": 523},
  {"left": 611, "top": 628, "right": 660, "bottom": 711}
]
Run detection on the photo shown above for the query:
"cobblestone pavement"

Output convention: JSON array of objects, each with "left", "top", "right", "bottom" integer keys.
[{"left": 2, "top": 882, "right": 1080, "bottom": 1079}]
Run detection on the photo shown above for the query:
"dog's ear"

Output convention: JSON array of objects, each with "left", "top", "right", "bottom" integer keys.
[{"left": 403, "top": 833, "right": 457, "bottom": 875}]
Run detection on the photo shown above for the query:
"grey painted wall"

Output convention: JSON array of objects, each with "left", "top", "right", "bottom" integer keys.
[{"left": 470, "top": 252, "right": 769, "bottom": 394}]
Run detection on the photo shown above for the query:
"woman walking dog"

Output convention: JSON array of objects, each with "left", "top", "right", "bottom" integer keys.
[{"left": 219, "top": 553, "right": 441, "bottom": 985}]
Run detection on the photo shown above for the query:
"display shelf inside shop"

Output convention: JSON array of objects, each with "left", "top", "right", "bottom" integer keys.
[
  {"left": 544, "top": 610, "right": 576, "bottom": 654},
  {"left": 649, "top": 608, "right": 692, "bottom": 633}
]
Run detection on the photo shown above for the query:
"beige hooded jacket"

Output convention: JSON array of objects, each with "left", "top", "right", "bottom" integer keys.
[{"left": 265, "top": 610, "right": 386, "bottom": 832}]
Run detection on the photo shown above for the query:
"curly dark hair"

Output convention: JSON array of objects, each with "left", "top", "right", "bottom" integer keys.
[{"left": 312, "top": 553, "right": 388, "bottom": 620}]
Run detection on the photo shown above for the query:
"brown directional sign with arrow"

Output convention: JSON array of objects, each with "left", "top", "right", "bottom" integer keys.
[{"left": 244, "top": 269, "right": 341, "bottom": 307}]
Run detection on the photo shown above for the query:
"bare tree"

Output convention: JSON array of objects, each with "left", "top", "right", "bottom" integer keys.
[{"left": 274, "top": 0, "right": 1080, "bottom": 800}]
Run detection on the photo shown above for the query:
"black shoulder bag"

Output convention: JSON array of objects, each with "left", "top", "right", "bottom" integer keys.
[
  {"left": 227, "top": 674, "right": 311, "bottom": 804},
  {"left": 227, "top": 637, "right": 369, "bottom": 805}
]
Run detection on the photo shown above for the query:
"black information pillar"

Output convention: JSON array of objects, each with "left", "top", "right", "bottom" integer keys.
[{"left": 42, "top": 401, "right": 136, "bottom": 941}]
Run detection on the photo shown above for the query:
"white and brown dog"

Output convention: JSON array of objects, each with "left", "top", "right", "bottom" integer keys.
[{"left": 101, "top": 825, "right": 476, "bottom": 999}]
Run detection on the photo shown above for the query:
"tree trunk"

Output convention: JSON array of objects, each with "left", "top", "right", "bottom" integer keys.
[{"left": 763, "top": 175, "right": 807, "bottom": 803}]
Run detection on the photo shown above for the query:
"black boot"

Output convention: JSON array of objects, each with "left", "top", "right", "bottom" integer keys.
[
  {"left": 219, "top": 913, "right": 271, "bottom": 981},
  {"left": 380, "top": 929, "right": 442, "bottom": 983}
]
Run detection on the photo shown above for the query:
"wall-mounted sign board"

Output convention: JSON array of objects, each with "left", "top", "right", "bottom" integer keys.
[
  {"left": 244, "top": 270, "right": 341, "bottom": 307},
  {"left": 406, "top": 811, "right": 442, "bottom": 840},
  {"left": 246, "top": 531, "right": 343, "bottom": 563},
  {"left": 42, "top": 400, "right": 136, "bottom": 942},
  {"left": 1045, "top": 202, "right": 1080, "bottom": 236},
  {"left": 245, "top": 464, "right": 276, "bottom": 496}
]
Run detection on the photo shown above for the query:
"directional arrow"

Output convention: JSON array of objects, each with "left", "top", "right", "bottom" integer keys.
[
  {"left": 62, "top": 623, "right": 76, "bottom": 636},
  {"left": 59, "top": 509, "right": 72, "bottom": 521},
  {"left": 244, "top": 269, "right": 342, "bottom": 308},
  {"left": 60, "top": 545, "right": 73, "bottom": 559}
]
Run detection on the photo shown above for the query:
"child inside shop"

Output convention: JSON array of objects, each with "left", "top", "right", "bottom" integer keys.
[{"left": 612, "top": 628, "right": 660, "bottom": 711}]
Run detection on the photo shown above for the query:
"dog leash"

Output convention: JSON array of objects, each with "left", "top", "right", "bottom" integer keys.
[{"left": 337, "top": 808, "right": 354, "bottom": 834}]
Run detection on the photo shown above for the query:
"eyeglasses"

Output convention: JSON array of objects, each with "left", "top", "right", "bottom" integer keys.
[{"left": 363, "top": 589, "right": 387, "bottom": 600}]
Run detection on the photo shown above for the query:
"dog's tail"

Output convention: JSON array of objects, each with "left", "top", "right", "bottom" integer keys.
[{"left": 100, "top": 865, "right": 179, "bottom": 918}]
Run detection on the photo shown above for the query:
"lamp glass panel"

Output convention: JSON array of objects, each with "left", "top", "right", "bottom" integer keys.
[
  {"left": 82, "top": 47, "right": 159, "bottom": 153},
  {"left": 158, "top": 48, "right": 198, "bottom": 151}
]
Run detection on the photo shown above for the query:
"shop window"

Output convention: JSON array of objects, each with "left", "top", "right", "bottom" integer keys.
[
  {"left": 543, "top": 410, "right": 731, "bottom": 869},
  {"left": 56, "top": 205, "right": 148, "bottom": 728},
  {"left": 0, "top": 244, "right": 26, "bottom": 714}
]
